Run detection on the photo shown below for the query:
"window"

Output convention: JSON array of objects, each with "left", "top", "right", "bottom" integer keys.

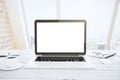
[
  {"left": 60, "top": 0, "right": 115, "bottom": 50},
  {"left": 22, "top": 0, "right": 118, "bottom": 50},
  {"left": 22, "top": 0, "right": 56, "bottom": 48},
  {"left": 22, "top": 0, "right": 56, "bottom": 36}
]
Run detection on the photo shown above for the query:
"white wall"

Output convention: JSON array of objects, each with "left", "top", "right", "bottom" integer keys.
[{"left": 5, "top": 0, "right": 30, "bottom": 49}]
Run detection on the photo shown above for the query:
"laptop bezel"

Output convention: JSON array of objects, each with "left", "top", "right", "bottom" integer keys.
[{"left": 35, "top": 20, "right": 86, "bottom": 55}]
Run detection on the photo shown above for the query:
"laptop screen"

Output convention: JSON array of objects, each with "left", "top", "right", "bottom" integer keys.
[{"left": 35, "top": 20, "right": 86, "bottom": 54}]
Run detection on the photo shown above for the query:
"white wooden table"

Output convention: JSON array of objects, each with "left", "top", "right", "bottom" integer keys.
[{"left": 0, "top": 50, "right": 120, "bottom": 80}]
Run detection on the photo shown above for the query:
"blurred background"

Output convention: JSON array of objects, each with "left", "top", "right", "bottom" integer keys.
[{"left": 0, "top": 0, "right": 120, "bottom": 51}]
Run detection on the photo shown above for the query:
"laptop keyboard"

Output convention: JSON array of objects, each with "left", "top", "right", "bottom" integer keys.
[{"left": 35, "top": 56, "right": 85, "bottom": 62}]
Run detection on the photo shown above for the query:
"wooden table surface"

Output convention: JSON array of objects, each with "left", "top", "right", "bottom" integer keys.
[{"left": 0, "top": 50, "right": 120, "bottom": 80}]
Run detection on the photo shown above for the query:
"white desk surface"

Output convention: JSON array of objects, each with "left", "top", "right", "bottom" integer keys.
[{"left": 0, "top": 50, "right": 120, "bottom": 80}]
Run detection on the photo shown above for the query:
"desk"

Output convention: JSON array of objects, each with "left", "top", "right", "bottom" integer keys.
[{"left": 0, "top": 50, "right": 120, "bottom": 80}]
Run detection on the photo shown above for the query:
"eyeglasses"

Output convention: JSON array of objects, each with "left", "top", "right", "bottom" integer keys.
[{"left": 92, "top": 51, "right": 116, "bottom": 59}]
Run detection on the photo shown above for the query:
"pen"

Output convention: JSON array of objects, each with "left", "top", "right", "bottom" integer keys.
[
  {"left": 0, "top": 55, "right": 7, "bottom": 58},
  {"left": 104, "top": 53, "right": 117, "bottom": 59}
]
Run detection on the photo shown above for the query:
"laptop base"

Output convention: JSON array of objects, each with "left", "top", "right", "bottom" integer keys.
[{"left": 25, "top": 57, "right": 95, "bottom": 69}]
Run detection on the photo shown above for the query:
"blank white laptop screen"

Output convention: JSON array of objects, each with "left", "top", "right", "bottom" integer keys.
[{"left": 37, "top": 22, "right": 85, "bottom": 53}]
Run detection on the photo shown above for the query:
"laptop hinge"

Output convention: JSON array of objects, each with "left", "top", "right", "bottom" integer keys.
[{"left": 37, "top": 54, "right": 84, "bottom": 57}]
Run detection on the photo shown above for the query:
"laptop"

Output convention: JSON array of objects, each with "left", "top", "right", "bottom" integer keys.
[{"left": 25, "top": 20, "right": 95, "bottom": 68}]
